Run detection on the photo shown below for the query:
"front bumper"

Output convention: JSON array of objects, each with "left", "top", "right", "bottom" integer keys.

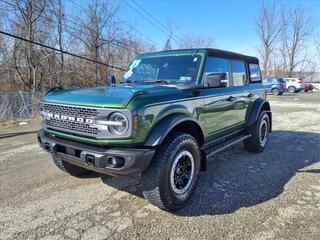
[{"left": 37, "top": 129, "right": 155, "bottom": 176}]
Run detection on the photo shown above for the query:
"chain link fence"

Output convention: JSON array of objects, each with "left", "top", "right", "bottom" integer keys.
[{"left": 0, "top": 91, "right": 42, "bottom": 121}]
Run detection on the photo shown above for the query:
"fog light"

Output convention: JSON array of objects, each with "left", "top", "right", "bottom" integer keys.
[{"left": 106, "top": 156, "right": 125, "bottom": 168}]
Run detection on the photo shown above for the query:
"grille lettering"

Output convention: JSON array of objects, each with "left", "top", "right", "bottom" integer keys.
[{"left": 46, "top": 113, "right": 94, "bottom": 124}]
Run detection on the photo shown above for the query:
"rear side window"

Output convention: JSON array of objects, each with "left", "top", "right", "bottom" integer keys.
[
  {"left": 249, "top": 63, "right": 261, "bottom": 82},
  {"left": 231, "top": 60, "right": 246, "bottom": 86}
]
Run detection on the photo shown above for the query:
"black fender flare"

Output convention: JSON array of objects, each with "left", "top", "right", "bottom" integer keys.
[
  {"left": 246, "top": 98, "right": 272, "bottom": 131},
  {"left": 144, "top": 114, "right": 204, "bottom": 147}
]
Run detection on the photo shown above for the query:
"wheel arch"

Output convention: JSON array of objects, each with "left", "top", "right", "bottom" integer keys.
[
  {"left": 246, "top": 98, "right": 272, "bottom": 132},
  {"left": 143, "top": 114, "right": 205, "bottom": 147}
]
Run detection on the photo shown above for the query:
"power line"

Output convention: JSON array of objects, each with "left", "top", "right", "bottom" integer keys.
[
  {"left": 0, "top": 30, "right": 125, "bottom": 71},
  {"left": 0, "top": 0, "right": 129, "bottom": 48},
  {"left": 65, "top": 0, "right": 159, "bottom": 47},
  {"left": 129, "top": 0, "right": 184, "bottom": 44},
  {"left": 122, "top": 0, "right": 183, "bottom": 45}
]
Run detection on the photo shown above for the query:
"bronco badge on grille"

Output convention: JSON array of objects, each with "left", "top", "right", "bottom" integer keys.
[{"left": 45, "top": 112, "right": 94, "bottom": 124}]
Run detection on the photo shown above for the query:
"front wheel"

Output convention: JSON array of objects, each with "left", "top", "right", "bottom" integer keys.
[
  {"left": 141, "top": 132, "right": 201, "bottom": 211},
  {"left": 288, "top": 86, "right": 296, "bottom": 93},
  {"left": 244, "top": 111, "right": 270, "bottom": 153},
  {"left": 52, "top": 154, "right": 90, "bottom": 177}
]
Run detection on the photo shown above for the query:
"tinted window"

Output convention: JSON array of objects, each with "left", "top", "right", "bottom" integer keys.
[
  {"left": 249, "top": 63, "right": 261, "bottom": 82},
  {"left": 122, "top": 55, "right": 202, "bottom": 84},
  {"left": 231, "top": 60, "right": 247, "bottom": 86},
  {"left": 205, "top": 57, "right": 229, "bottom": 77}
]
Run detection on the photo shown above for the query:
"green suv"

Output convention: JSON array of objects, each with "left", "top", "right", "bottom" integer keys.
[{"left": 38, "top": 48, "right": 272, "bottom": 211}]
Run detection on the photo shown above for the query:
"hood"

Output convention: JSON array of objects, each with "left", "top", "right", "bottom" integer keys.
[{"left": 42, "top": 84, "right": 181, "bottom": 108}]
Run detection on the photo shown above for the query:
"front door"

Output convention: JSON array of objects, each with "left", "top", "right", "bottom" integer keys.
[{"left": 199, "top": 57, "right": 248, "bottom": 141}]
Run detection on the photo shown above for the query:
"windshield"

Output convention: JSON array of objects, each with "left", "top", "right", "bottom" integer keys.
[{"left": 121, "top": 55, "right": 202, "bottom": 84}]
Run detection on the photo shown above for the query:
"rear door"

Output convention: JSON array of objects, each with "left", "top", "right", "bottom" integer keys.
[{"left": 228, "top": 59, "right": 251, "bottom": 126}]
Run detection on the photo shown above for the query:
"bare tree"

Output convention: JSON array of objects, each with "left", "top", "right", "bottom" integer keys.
[
  {"left": 178, "top": 35, "right": 214, "bottom": 48},
  {"left": 72, "top": 0, "right": 122, "bottom": 86},
  {"left": 162, "top": 20, "right": 176, "bottom": 50},
  {"left": 47, "top": 0, "right": 65, "bottom": 86},
  {"left": 280, "top": 5, "right": 312, "bottom": 77},
  {"left": 9, "top": 0, "right": 50, "bottom": 114},
  {"left": 255, "top": 1, "right": 284, "bottom": 76}
]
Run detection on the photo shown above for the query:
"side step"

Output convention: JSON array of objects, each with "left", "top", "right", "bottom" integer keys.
[{"left": 204, "top": 134, "right": 251, "bottom": 158}]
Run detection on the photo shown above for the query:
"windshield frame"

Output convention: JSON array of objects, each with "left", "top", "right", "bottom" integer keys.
[{"left": 121, "top": 50, "right": 207, "bottom": 85}]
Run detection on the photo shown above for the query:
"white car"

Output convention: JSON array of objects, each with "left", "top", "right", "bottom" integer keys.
[{"left": 283, "top": 78, "right": 305, "bottom": 93}]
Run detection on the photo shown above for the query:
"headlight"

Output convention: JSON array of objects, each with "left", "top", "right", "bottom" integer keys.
[{"left": 108, "top": 112, "right": 129, "bottom": 135}]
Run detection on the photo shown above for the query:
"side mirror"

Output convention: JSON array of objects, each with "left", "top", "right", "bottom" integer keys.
[
  {"left": 204, "top": 72, "right": 228, "bottom": 88},
  {"left": 106, "top": 75, "right": 116, "bottom": 85}
]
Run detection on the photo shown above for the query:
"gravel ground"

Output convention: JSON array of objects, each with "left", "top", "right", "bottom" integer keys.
[{"left": 0, "top": 92, "right": 319, "bottom": 240}]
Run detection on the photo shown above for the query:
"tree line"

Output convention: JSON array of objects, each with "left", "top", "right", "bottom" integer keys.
[
  {"left": 0, "top": 0, "right": 318, "bottom": 98},
  {"left": 256, "top": 2, "right": 317, "bottom": 78}
]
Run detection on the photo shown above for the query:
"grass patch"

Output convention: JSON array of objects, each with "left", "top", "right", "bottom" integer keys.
[{"left": 0, "top": 119, "right": 30, "bottom": 130}]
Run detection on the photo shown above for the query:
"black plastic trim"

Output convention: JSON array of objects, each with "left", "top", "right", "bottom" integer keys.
[
  {"left": 246, "top": 98, "right": 272, "bottom": 130},
  {"left": 38, "top": 129, "right": 154, "bottom": 176},
  {"left": 144, "top": 114, "right": 204, "bottom": 147}
]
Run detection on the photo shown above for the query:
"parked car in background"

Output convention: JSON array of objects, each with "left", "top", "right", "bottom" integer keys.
[
  {"left": 304, "top": 82, "right": 314, "bottom": 92},
  {"left": 263, "top": 77, "right": 286, "bottom": 95},
  {"left": 283, "top": 78, "right": 305, "bottom": 93}
]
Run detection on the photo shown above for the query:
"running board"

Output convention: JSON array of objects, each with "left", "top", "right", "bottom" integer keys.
[{"left": 205, "top": 134, "right": 251, "bottom": 158}]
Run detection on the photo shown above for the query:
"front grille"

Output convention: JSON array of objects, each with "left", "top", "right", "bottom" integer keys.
[
  {"left": 44, "top": 118, "right": 99, "bottom": 135},
  {"left": 41, "top": 102, "right": 133, "bottom": 139},
  {"left": 42, "top": 103, "right": 100, "bottom": 136},
  {"left": 43, "top": 103, "right": 99, "bottom": 118}
]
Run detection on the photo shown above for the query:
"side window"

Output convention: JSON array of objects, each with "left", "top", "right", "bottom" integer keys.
[
  {"left": 249, "top": 63, "right": 261, "bottom": 82},
  {"left": 204, "top": 57, "right": 229, "bottom": 86},
  {"left": 231, "top": 60, "right": 247, "bottom": 86}
]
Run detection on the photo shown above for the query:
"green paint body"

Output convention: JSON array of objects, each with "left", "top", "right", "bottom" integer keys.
[{"left": 42, "top": 49, "right": 264, "bottom": 146}]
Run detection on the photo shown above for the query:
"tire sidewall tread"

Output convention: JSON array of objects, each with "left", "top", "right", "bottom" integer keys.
[
  {"left": 142, "top": 132, "right": 201, "bottom": 211},
  {"left": 244, "top": 111, "right": 270, "bottom": 153}
]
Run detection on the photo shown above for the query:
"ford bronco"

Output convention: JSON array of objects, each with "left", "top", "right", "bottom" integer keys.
[{"left": 38, "top": 48, "right": 272, "bottom": 211}]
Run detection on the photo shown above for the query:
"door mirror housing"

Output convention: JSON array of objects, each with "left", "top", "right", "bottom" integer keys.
[
  {"left": 106, "top": 75, "right": 116, "bottom": 85},
  {"left": 204, "top": 72, "right": 228, "bottom": 88}
]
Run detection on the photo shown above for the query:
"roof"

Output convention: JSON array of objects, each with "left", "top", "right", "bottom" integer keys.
[
  {"left": 141, "top": 48, "right": 259, "bottom": 64},
  {"left": 205, "top": 48, "right": 259, "bottom": 64}
]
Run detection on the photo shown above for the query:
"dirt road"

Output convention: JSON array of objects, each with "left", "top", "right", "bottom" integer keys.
[{"left": 0, "top": 93, "right": 319, "bottom": 240}]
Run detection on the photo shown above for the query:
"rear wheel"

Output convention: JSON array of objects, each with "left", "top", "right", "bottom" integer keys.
[
  {"left": 244, "top": 111, "right": 270, "bottom": 153},
  {"left": 288, "top": 86, "right": 296, "bottom": 93},
  {"left": 141, "top": 132, "right": 201, "bottom": 211},
  {"left": 52, "top": 154, "right": 90, "bottom": 177}
]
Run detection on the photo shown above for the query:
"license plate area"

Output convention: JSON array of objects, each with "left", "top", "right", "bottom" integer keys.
[{"left": 85, "top": 154, "right": 95, "bottom": 166}]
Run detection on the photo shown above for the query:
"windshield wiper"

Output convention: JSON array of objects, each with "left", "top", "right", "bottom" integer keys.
[
  {"left": 145, "top": 79, "right": 171, "bottom": 84},
  {"left": 120, "top": 79, "right": 137, "bottom": 84}
]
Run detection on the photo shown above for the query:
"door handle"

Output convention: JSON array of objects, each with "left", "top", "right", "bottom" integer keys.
[
  {"left": 227, "top": 96, "right": 236, "bottom": 102},
  {"left": 247, "top": 93, "right": 254, "bottom": 97}
]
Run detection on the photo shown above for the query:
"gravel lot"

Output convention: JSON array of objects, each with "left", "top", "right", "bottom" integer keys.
[{"left": 0, "top": 92, "right": 319, "bottom": 240}]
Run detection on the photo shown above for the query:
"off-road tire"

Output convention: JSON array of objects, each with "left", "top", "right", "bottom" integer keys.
[
  {"left": 244, "top": 111, "right": 270, "bottom": 153},
  {"left": 288, "top": 86, "right": 296, "bottom": 93},
  {"left": 52, "top": 154, "right": 90, "bottom": 177},
  {"left": 141, "top": 132, "right": 201, "bottom": 211}
]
